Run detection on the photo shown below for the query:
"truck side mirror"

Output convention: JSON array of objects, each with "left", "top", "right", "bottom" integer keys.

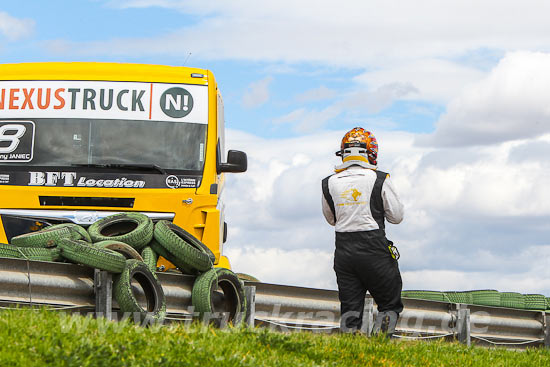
[{"left": 218, "top": 150, "right": 247, "bottom": 173}]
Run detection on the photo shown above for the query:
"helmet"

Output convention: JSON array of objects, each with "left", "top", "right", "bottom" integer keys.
[{"left": 336, "top": 127, "right": 378, "bottom": 165}]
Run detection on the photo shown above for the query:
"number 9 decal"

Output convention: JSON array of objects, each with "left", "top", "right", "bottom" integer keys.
[{"left": 0, "top": 124, "right": 27, "bottom": 153}]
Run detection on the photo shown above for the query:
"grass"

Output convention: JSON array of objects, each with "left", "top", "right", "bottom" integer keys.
[{"left": 0, "top": 308, "right": 549, "bottom": 366}]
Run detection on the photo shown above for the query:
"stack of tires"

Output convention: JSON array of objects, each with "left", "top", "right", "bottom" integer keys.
[
  {"left": 5, "top": 213, "right": 247, "bottom": 326},
  {"left": 403, "top": 289, "right": 550, "bottom": 312}
]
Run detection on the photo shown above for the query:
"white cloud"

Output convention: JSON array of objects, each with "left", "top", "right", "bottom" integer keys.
[
  {"left": 56, "top": 1, "right": 550, "bottom": 108},
  {"left": 295, "top": 86, "right": 336, "bottom": 103},
  {"left": 419, "top": 51, "right": 550, "bottom": 147},
  {"left": 242, "top": 76, "right": 273, "bottom": 109},
  {"left": 272, "top": 85, "right": 415, "bottom": 133},
  {"left": 354, "top": 59, "right": 485, "bottom": 104},
  {"left": 97, "top": 1, "right": 550, "bottom": 66},
  {"left": 223, "top": 128, "right": 550, "bottom": 295},
  {"left": 0, "top": 12, "right": 34, "bottom": 41},
  {"left": 343, "top": 82, "right": 419, "bottom": 114},
  {"left": 226, "top": 246, "right": 335, "bottom": 289}
]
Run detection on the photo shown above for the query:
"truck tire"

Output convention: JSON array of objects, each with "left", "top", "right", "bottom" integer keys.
[
  {"left": 11, "top": 225, "right": 83, "bottom": 248},
  {"left": 57, "top": 238, "right": 126, "bottom": 273},
  {"left": 95, "top": 240, "right": 143, "bottom": 261},
  {"left": 113, "top": 259, "right": 166, "bottom": 323},
  {"left": 154, "top": 220, "right": 214, "bottom": 273},
  {"left": 149, "top": 239, "right": 195, "bottom": 275},
  {"left": 191, "top": 267, "right": 246, "bottom": 326},
  {"left": 88, "top": 213, "right": 153, "bottom": 251},
  {"left": 0, "top": 244, "right": 61, "bottom": 262},
  {"left": 141, "top": 246, "right": 158, "bottom": 274}
]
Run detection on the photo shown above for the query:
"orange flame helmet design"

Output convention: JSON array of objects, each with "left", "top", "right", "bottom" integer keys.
[{"left": 340, "top": 127, "right": 378, "bottom": 165}]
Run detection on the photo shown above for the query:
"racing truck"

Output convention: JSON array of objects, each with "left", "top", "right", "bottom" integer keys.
[{"left": 0, "top": 62, "right": 246, "bottom": 270}]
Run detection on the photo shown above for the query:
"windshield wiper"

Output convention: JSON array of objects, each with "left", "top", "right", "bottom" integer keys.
[{"left": 71, "top": 163, "right": 167, "bottom": 175}]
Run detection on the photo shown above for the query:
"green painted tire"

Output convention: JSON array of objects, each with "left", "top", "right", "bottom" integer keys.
[
  {"left": 236, "top": 273, "right": 260, "bottom": 282},
  {"left": 524, "top": 294, "right": 546, "bottom": 311},
  {"left": 44, "top": 223, "right": 92, "bottom": 242},
  {"left": 11, "top": 225, "right": 83, "bottom": 248},
  {"left": 191, "top": 267, "right": 246, "bottom": 326},
  {"left": 0, "top": 243, "right": 21, "bottom": 259},
  {"left": 141, "top": 246, "right": 158, "bottom": 274},
  {"left": 401, "top": 290, "right": 445, "bottom": 302},
  {"left": 94, "top": 240, "right": 143, "bottom": 261},
  {"left": 149, "top": 239, "right": 195, "bottom": 274},
  {"left": 470, "top": 290, "right": 501, "bottom": 307},
  {"left": 500, "top": 292, "right": 525, "bottom": 309},
  {"left": 88, "top": 213, "right": 153, "bottom": 251},
  {"left": 154, "top": 220, "right": 214, "bottom": 273},
  {"left": 113, "top": 259, "right": 166, "bottom": 323},
  {"left": 0, "top": 243, "right": 61, "bottom": 261},
  {"left": 443, "top": 291, "right": 473, "bottom": 304},
  {"left": 57, "top": 238, "right": 126, "bottom": 273}
]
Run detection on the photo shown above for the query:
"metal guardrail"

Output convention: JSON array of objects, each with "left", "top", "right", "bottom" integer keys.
[{"left": 0, "top": 258, "right": 548, "bottom": 348}]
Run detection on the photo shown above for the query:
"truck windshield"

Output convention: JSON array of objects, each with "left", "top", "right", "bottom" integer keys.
[{"left": 0, "top": 118, "right": 206, "bottom": 172}]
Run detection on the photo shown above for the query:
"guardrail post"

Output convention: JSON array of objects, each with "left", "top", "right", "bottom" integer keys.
[
  {"left": 361, "top": 297, "right": 374, "bottom": 335},
  {"left": 94, "top": 269, "right": 112, "bottom": 320},
  {"left": 544, "top": 313, "right": 550, "bottom": 349},
  {"left": 456, "top": 305, "right": 471, "bottom": 347},
  {"left": 244, "top": 285, "right": 256, "bottom": 328}
]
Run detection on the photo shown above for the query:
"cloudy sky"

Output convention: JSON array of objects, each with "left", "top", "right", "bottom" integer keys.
[{"left": 2, "top": 1, "right": 550, "bottom": 295}]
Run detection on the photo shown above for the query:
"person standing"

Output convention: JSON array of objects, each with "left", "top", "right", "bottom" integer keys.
[{"left": 322, "top": 127, "right": 404, "bottom": 336}]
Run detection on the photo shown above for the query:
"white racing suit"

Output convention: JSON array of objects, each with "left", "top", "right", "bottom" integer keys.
[{"left": 322, "top": 165, "right": 404, "bottom": 334}]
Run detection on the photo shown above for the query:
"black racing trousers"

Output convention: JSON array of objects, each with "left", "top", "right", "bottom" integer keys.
[{"left": 334, "top": 229, "right": 403, "bottom": 332}]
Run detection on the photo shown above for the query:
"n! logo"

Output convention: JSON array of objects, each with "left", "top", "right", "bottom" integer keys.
[{"left": 160, "top": 87, "right": 194, "bottom": 118}]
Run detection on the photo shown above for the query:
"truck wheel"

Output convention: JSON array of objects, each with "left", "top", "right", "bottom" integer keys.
[
  {"left": 57, "top": 238, "right": 126, "bottom": 273},
  {"left": 95, "top": 240, "right": 143, "bottom": 261},
  {"left": 149, "top": 239, "right": 195, "bottom": 275},
  {"left": 141, "top": 246, "right": 158, "bottom": 274},
  {"left": 114, "top": 259, "right": 166, "bottom": 323},
  {"left": 88, "top": 213, "right": 153, "bottom": 251},
  {"left": 154, "top": 220, "right": 214, "bottom": 273},
  {"left": 192, "top": 267, "right": 246, "bottom": 326},
  {"left": 11, "top": 224, "right": 85, "bottom": 248},
  {"left": 0, "top": 244, "right": 61, "bottom": 262}
]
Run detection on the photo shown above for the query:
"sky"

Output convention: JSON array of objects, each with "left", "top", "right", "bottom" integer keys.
[{"left": 2, "top": 1, "right": 550, "bottom": 295}]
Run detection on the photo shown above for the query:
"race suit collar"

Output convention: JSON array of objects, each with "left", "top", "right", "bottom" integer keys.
[{"left": 334, "top": 160, "right": 378, "bottom": 173}]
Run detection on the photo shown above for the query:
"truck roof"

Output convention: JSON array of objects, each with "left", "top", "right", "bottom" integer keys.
[{"left": 0, "top": 62, "right": 210, "bottom": 85}]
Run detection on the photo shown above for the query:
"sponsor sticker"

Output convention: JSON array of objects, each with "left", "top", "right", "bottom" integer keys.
[
  {"left": 165, "top": 175, "right": 197, "bottom": 189},
  {"left": 0, "top": 120, "right": 35, "bottom": 162},
  {"left": 0, "top": 81, "right": 208, "bottom": 124},
  {"left": 28, "top": 171, "right": 145, "bottom": 188},
  {"left": 160, "top": 87, "right": 194, "bottom": 118}
]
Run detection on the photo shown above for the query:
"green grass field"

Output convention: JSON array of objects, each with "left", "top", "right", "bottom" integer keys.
[{"left": 0, "top": 308, "right": 549, "bottom": 366}]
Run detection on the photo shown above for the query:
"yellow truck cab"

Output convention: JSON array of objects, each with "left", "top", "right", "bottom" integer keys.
[{"left": 0, "top": 62, "right": 246, "bottom": 269}]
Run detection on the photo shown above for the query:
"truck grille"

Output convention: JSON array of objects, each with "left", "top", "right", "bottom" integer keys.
[{"left": 39, "top": 196, "right": 135, "bottom": 208}]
